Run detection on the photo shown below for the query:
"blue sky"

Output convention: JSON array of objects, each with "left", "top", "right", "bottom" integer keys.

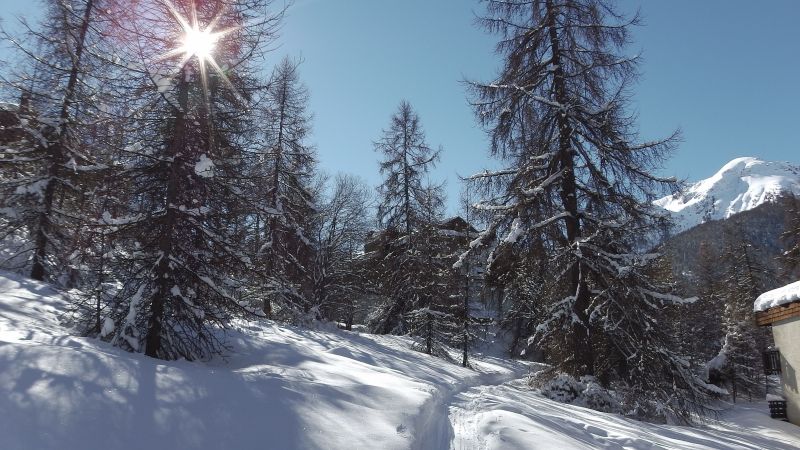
[{"left": 2, "top": 0, "right": 798, "bottom": 214}]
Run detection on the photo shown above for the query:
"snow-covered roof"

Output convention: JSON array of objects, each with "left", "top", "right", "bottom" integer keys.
[
  {"left": 754, "top": 280, "right": 800, "bottom": 313},
  {"left": 438, "top": 216, "right": 477, "bottom": 233}
]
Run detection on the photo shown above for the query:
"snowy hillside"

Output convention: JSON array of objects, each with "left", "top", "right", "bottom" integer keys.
[
  {"left": 655, "top": 157, "right": 800, "bottom": 233},
  {"left": 2, "top": 272, "right": 800, "bottom": 450}
]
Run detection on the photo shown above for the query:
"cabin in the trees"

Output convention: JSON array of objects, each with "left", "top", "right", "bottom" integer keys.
[
  {"left": 1, "top": 93, "right": 45, "bottom": 149},
  {"left": 755, "top": 280, "right": 800, "bottom": 425},
  {"left": 363, "top": 216, "right": 478, "bottom": 254},
  {"left": 0, "top": 102, "right": 23, "bottom": 145},
  {"left": 362, "top": 216, "right": 501, "bottom": 316}
]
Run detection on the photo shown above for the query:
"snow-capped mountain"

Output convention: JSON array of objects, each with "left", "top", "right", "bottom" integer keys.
[{"left": 655, "top": 157, "right": 800, "bottom": 233}]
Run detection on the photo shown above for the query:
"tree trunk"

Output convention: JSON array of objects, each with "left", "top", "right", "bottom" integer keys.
[
  {"left": 426, "top": 316, "right": 432, "bottom": 355},
  {"left": 31, "top": 0, "right": 95, "bottom": 281},
  {"left": 462, "top": 268, "right": 470, "bottom": 367},
  {"left": 145, "top": 67, "right": 189, "bottom": 358},
  {"left": 545, "top": 0, "right": 594, "bottom": 376}
]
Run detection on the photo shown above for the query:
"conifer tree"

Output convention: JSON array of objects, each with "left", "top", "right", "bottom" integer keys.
[
  {"left": 497, "top": 248, "right": 547, "bottom": 358},
  {"left": 0, "top": 0, "right": 109, "bottom": 282},
  {"left": 93, "top": 0, "right": 283, "bottom": 359},
  {"left": 370, "top": 101, "right": 445, "bottom": 337},
  {"left": 452, "top": 188, "right": 483, "bottom": 366},
  {"left": 711, "top": 238, "right": 766, "bottom": 401},
  {"left": 781, "top": 194, "right": 800, "bottom": 279},
  {"left": 682, "top": 241, "right": 724, "bottom": 364},
  {"left": 406, "top": 214, "right": 459, "bottom": 357},
  {"left": 257, "top": 57, "right": 318, "bottom": 321},
  {"left": 463, "top": 0, "right": 713, "bottom": 419}
]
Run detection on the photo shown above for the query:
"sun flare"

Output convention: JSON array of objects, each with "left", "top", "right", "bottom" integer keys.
[
  {"left": 181, "top": 25, "right": 218, "bottom": 60},
  {"left": 155, "top": 1, "right": 243, "bottom": 102}
]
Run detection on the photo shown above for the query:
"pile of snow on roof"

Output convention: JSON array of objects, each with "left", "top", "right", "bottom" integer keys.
[{"left": 754, "top": 280, "right": 800, "bottom": 312}]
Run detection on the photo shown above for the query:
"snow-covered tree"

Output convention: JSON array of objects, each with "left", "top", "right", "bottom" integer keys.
[
  {"left": 311, "top": 173, "right": 371, "bottom": 327},
  {"left": 406, "top": 218, "right": 462, "bottom": 357},
  {"left": 452, "top": 188, "right": 483, "bottom": 367},
  {"left": 495, "top": 243, "right": 547, "bottom": 358},
  {"left": 463, "top": 0, "right": 714, "bottom": 420},
  {"left": 676, "top": 241, "right": 724, "bottom": 364},
  {"left": 89, "top": 0, "right": 283, "bottom": 359},
  {"left": 369, "top": 101, "right": 446, "bottom": 336},
  {"left": 781, "top": 194, "right": 800, "bottom": 279},
  {"left": 709, "top": 238, "right": 767, "bottom": 401},
  {"left": 0, "top": 0, "right": 110, "bottom": 282},
  {"left": 374, "top": 101, "right": 444, "bottom": 234},
  {"left": 256, "top": 56, "right": 318, "bottom": 321}
]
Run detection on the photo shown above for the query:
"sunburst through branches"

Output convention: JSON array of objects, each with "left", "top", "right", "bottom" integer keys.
[
  {"left": 157, "top": 0, "right": 241, "bottom": 100},
  {"left": 180, "top": 23, "right": 217, "bottom": 60}
]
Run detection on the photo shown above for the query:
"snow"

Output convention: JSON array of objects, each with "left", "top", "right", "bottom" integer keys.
[
  {"left": 0, "top": 272, "right": 520, "bottom": 449},
  {"left": 503, "top": 217, "right": 524, "bottom": 243},
  {"left": 100, "top": 317, "right": 115, "bottom": 337},
  {"left": 654, "top": 157, "right": 800, "bottom": 233},
  {"left": 1, "top": 271, "right": 799, "bottom": 449},
  {"left": 101, "top": 211, "right": 147, "bottom": 225},
  {"left": 0, "top": 207, "right": 20, "bottom": 219},
  {"left": 754, "top": 279, "right": 800, "bottom": 312},
  {"left": 450, "top": 379, "right": 800, "bottom": 450},
  {"left": 14, "top": 179, "right": 48, "bottom": 198},
  {"left": 153, "top": 74, "right": 174, "bottom": 93},
  {"left": 194, "top": 154, "right": 215, "bottom": 178}
]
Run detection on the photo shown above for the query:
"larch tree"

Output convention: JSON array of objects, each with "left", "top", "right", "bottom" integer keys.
[
  {"left": 406, "top": 210, "right": 459, "bottom": 357},
  {"left": 495, "top": 242, "right": 548, "bottom": 358},
  {"left": 370, "top": 100, "right": 446, "bottom": 338},
  {"left": 677, "top": 240, "right": 724, "bottom": 366},
  {"left": 463, "top": 0, "right": 715, "bottom": 420},
  {"left": 711, "top": 237, "right": 767, "bottom": 401},
  {"left": 93, "top": 0, "right": 283, "bottom": 360},
  {"left": 257, "top": 56, "right": 318, "bottom": 321},
  {"left": 781, "top": 194, "right": 800, "bottom": 279},
  {"left": 0, "top": 0, "right": 110, "bottom": 283},
  {"left": 375, "top": 101, "right": 443, "bottom": 236},
  {"left": 453, "top": 187, "right": 482, "bottom": 367}
]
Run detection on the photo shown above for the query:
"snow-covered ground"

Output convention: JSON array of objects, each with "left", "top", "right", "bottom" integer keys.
[
  {"left": 449, "top": 379, "right": 800, "bottom": 449},
  {"left": 1, "top": 272, "right": 799, "bottom": 450}
]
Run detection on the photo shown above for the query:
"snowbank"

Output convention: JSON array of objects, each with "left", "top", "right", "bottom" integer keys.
[{"left": 754, "top": 280, "right": 800, "bottom": 312}]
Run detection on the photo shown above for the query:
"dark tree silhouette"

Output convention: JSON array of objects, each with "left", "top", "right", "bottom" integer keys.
[{"left": 464, "top": 0, "right": 714, "bottom": 420}]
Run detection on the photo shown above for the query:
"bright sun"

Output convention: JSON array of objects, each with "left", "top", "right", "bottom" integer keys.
[
  {"left": 159, "top": 1, "right": 232, "bottom": 64},
  {"left": 156, "top": 1, "right": 243, "bottom": 102},
  {"left": 181, "top": 26, "right": 218, "bottom": 60}
]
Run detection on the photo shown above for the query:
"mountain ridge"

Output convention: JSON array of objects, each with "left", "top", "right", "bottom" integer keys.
[{"left": 655, "top": 157, "right": 800, "bottom": 234}]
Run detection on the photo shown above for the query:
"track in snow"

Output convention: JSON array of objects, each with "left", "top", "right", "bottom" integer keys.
[
  {"left": 410, "top": 360, "right": 533, "bottom": 450},
  {"left": 445, "top": 377, "right": 800, "bottom": 450}
]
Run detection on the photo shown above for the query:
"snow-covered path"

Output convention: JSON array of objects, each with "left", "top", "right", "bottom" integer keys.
[
  {"left": 447, "top": 378, "right": 800, "bottom": 450},
  {"left": 410, "top": 359, "right": 531, "bottom": 450}
]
